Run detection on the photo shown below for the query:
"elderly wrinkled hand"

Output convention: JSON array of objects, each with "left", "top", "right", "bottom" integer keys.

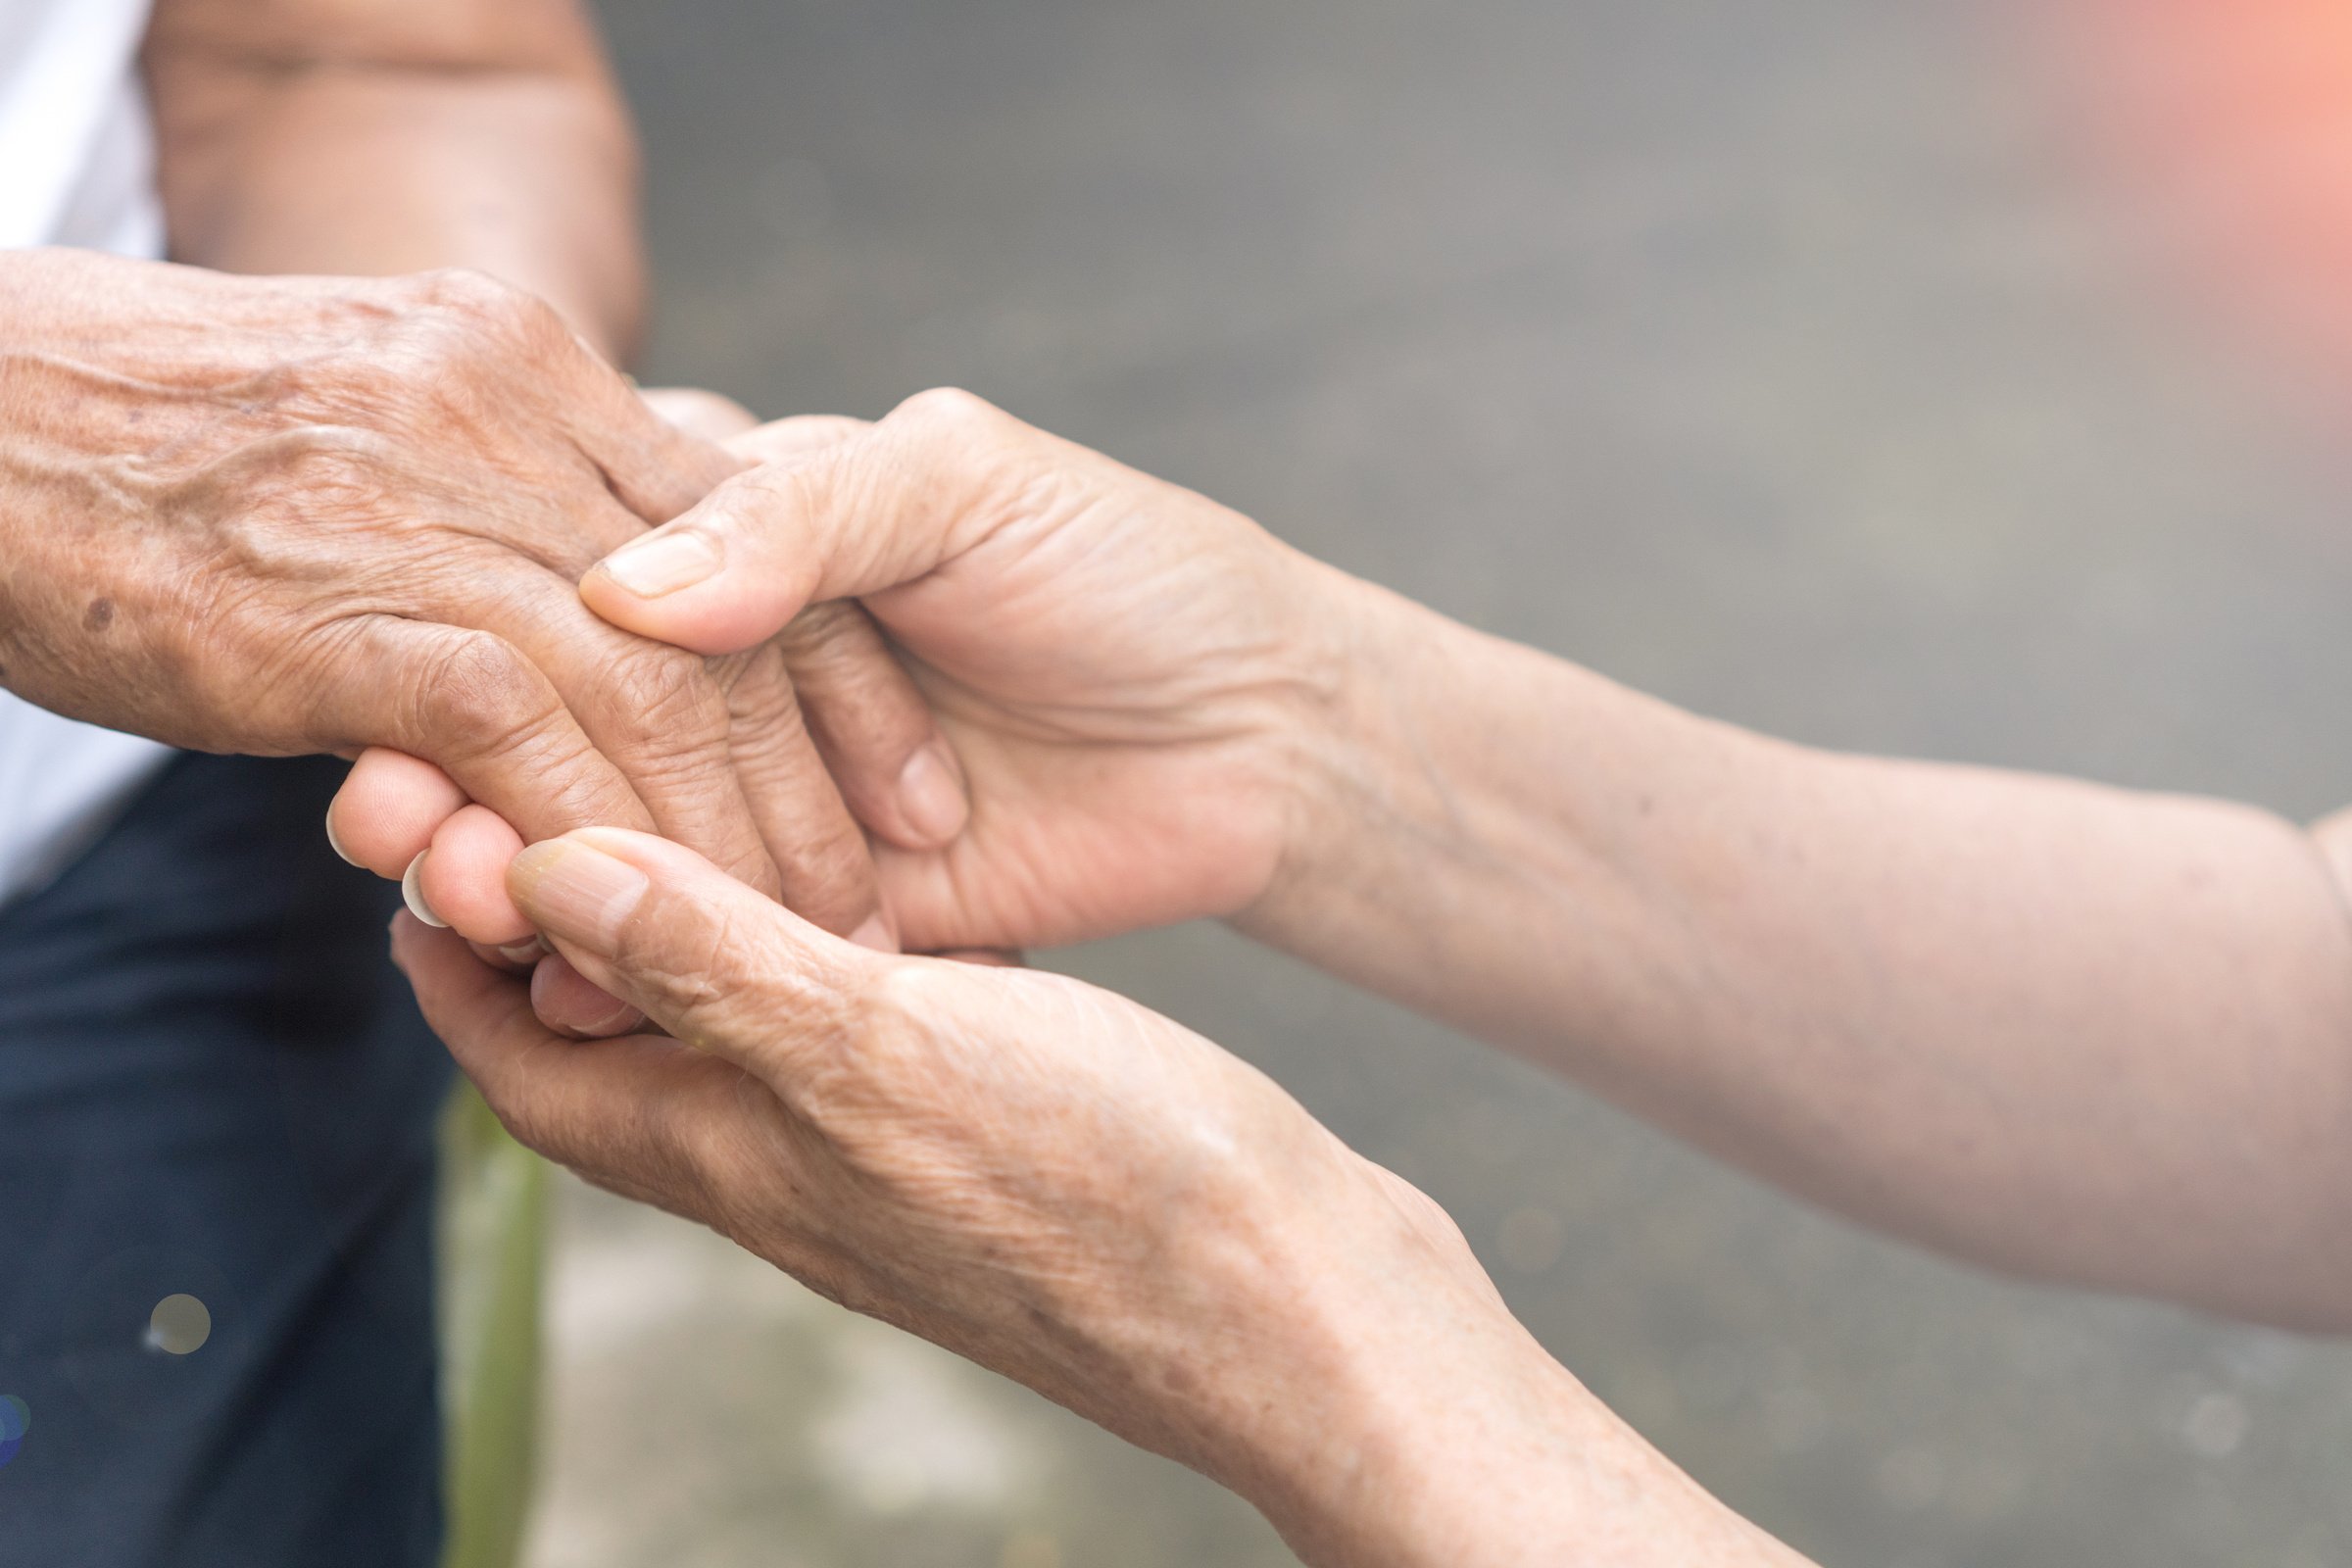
[
  {"left": 390, "top": 827, "right": 1592, "bottom": 1568},
  {"left": 0, "top": 250, "right": 966, "bottom": 992}
]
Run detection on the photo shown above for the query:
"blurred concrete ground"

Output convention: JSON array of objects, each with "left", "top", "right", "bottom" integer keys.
[{"left": 529, "top": 2, "right": 2352, "bottom": 1564}]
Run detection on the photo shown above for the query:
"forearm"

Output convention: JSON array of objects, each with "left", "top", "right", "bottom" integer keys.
[
  {"left": 1212, "top": 1224, "right": 1810, "bottom": 1567},
  {"left": 1250, "top": 571, "right": 2352, "bottom": 1328},
  {"left": 142, "top": 0, "right": 641, "bottom": 361}
]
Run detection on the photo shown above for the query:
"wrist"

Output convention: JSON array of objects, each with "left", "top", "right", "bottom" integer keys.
[
  {"left": 1132, "top": 1152, "right": 1552, "bottom": 1563},
  {"left": 1171, "top": 1155, "right": 1786, "bottom": 1567},
  {"left": 1234, "top": 565, "right": 1474, "bottom": 948}
]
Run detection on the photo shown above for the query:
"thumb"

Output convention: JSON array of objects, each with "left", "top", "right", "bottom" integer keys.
[
  {"left": 505, "top": 827, "right": 875, "bottom": 1071},
  {"left": 577, "top": 387, "right": 1033, "bottom": 657}
]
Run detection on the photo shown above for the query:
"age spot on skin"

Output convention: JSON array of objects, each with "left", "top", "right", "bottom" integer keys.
[{"left": 84, "top": 597, "right": 115, "bottom": 632}]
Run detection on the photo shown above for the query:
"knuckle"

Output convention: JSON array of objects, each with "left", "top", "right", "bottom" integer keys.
[
  {"left": 777, "top": 826, "right": 877, "bottom": 934},
  {"left": 618, "top": 899, "right": 763, "bottom": 1047},
  {"left": 771, "top": 602, "right": 873, "bottom": 672},
  {"left": 836, "top": 961, "right": 949, "bottom": 1083},
  {"left": 887, "top": 385, "right": 1006, "bottom": 444},
  {"left": 414, "top": 267, "right": 531, "bottom": 325},
  {"left": 399, "top": 269, "right": 565, "bottom": 375},
  {"left": 641, "top": 386, "right": 759, "bottom": 440},
  {"left": 775, "top": 609, "right": 933, "bottom": 754},
  {"left": 415, "top": 629, "right": 555, "bottom": 760},
  {"left": 719, "top": 658, "right": 813, "bottom": 766},
  {"left": 857, "top": 957, "right": 941, "bottom": 1028},
  {"left": 600, "top": 645, "right": 730, "bottom": 760},
  {"left": 718, "top": 461, "right": 818, "bottom": 532}
]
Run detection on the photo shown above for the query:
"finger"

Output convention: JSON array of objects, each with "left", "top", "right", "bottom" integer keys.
[
  {"left": 581, "top": 388, "right": 1036, "bottom": 656},
  {"left": 329, "top": 760, "right": 549, "bottom": 961},
  {"left": 504, "top": 827, "right": 879, "bottom": 1078},
  {"left": 330, "top": 605, "right": 851, "bottom": 930},
  {"left": 639, "top": 386, "right": 760, "bottom": 442},
  {"left": 473, "top": 436, "right": 866, "bottom": 908},
  {"left": 720, "top": 640, "right": 892, "bottom": 943},
  {"left": 930, "top": 948, "right": 1029, "bottom": 967},
  {"left": 391, "top": 912, "right": 724, "bottom": 1207},
  {"left": 530, "top": 953, "right": 647, "bottom": 1039},
  {"left": 366, "top": 790, "right": 645, "bottom": 1028},
  {"left": 331, "top": 616, "right": 660, "bottom": 850},
  {"left": 328, "top": 747, "right": 467, "bottom": 878},
  {"left": 777, "top": 603, "right": 969, "bottom": 852},
  {"left": 424, "top": 563, "right": 786, "bottom": 899},
  {"left": 414, "top": 805, "right": 531, "bottom": 946}
]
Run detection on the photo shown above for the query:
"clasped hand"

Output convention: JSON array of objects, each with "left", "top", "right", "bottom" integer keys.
[{"left": 353, "top": 390, "right": 1587, "bottom": 1564}]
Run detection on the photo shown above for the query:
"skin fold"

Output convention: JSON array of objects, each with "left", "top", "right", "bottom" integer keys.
[{"left": 368, "top": 388, "right": 2352, "bottom": 1562}]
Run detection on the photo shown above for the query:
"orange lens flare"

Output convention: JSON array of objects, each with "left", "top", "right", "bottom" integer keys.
[{"left": 2054, "top": 0, "right": 2352, "bottom": 387}]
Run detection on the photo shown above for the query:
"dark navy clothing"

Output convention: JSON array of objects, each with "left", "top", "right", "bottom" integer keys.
[{"left": 0, "top": 753, "right": 448, "bottom": 1566}]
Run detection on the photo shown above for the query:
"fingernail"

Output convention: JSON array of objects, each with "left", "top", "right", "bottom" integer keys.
[
  {"left": 849, "top": 912, "right": 897, "bottom": 953},
  {"left": 896, "top": 743, "right": 969, "bottom": 844},
  {"left": 497, "top": 939, "right": 547, "bottom": 965},
  {"left": 325, "top": 808, "right": 359, "bottom": 867},
  {"left": 509, "top": 840, "right": 650, "bottom": 948},
  {"left": 402, "top": 853, "right": 449, "bottom": 929},
  {"left": 599, "top": 529, "right": 721, "bottom": 598}
]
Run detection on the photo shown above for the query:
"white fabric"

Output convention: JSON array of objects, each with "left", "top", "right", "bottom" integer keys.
[{"left": 0, "top": 0, "right": 173, "bottom": 906}]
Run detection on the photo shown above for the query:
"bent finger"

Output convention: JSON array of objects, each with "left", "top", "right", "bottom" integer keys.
[
  {"left": 439, "top": 564, "right": 785, "bottom": 900},
  {"left": 530, "top": 952, "right": 647, "bottom": 1040},
  {"left": 415, "top": 805, "right": 531, "bottom": 946},
  {"left": 721, "top": 641, "right": 892, "bottom": 943},
  {"left": 778, "top": 603, "right": 968, "bottom": 853},
  {"left": 328, "top": 747, "right": 467, "bottom": 879},
  {"left": 334, "top": 616, "right": 659, "bottom": 850}
]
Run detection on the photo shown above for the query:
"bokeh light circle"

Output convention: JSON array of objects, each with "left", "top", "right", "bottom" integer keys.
[
  {"left": 0, "top": 1395, "right": 29, "bottom": 1471},
  {"left": 147, "top": 1294, "right": 212, "bottom": 1356}
]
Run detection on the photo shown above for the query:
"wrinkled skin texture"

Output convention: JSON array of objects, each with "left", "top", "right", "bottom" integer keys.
[
  {"left": 391, "top": 830, "right": 1579, "bottom": 1568},
  {"left": 397, "top": 828, "right": 1796, "bottom": 1568},
  {"left": 339, "top": 387, "right": 1345, "bottom": 962},
  {"left": 0, "top": 249, "right": 914, "bottom": 935}
]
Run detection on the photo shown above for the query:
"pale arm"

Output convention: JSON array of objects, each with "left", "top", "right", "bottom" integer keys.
[{"left": 1256, "top": 575, "right": 2352, "bottom": 1331}]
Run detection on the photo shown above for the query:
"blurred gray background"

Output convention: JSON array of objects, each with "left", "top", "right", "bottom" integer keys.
[{"left": 530, "top": 2, "right": 2352, "bottom": 1564}]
